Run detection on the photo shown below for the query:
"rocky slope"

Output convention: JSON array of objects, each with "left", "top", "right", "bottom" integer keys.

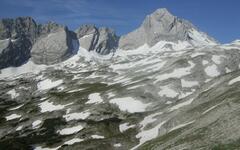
[{"left": 0, "top": 8, "right": 240, "bottom": 150}]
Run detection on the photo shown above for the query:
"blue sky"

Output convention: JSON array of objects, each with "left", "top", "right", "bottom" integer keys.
[{"left": 0, "top": 0, "right": 239, "bottom": 43}]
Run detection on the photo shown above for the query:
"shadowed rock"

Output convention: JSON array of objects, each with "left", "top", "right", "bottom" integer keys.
[{"left": 76, "top": 25, "right": 119, "bottom": 55}]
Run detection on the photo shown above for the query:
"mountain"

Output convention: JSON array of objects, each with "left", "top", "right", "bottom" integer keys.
[
  {"left": 0, "top": 8, "right": 240, "bottom": 150},
  {"left": 0, "top": 18, "right": 118, "bottom": 67},
  {"left": 0, "top": 8, "right": 216, "bottom": 68},
  {"left": 119, "top": 8, "right": 217, "bottom": 50}
]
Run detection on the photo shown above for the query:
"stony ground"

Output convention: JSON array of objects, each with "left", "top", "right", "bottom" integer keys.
[{"left": 1, "top": 41, "right": 240, "bottom": 150}]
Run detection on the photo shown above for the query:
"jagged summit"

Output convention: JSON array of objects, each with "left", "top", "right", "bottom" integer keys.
[
  {"left": 0, "top": 8, "right": 218, "bottom": 68},
  {"left": 119, "top": 8, "right": 217, "bottom": 50},
  {"left": 150, "top": 8, "right": 174, "bottom": 20}
]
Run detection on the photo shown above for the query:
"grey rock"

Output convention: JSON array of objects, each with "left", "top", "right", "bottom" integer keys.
[
  {"left": 75, "top": 24, "right": 99, "bottom": 51},
  {"left": 76, "top": 25, "right": 119, "bottom": 55},
  {"left": 0, "top": 17, "right": 38, "bottom": 43},
  {"left": 31, "top": 27, "right": 78, "bottom": 65},
  {"left": 119, "top": 8, "right": 216, "bottom": 50},
  {"left": 0, "top": 17, "right": 38, "bottom": 69},
  {"left": 0, "top": 17, "right": 78, "bottom": 67},
  {"left": 0, "top": 38, "right": 32, "bottom": 69},
  {"left": 38, "top": 21, "right": 65, "bottom": 37}
]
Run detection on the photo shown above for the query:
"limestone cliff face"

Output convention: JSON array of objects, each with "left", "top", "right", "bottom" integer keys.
[
  {"left": 76, "top": 25, "right": 119, "bottom": 55},
  {"left": 31, "top": 27, "right": 78, "bottom": 65},
  {"left": 119, "top": 8, "right": 217, "bottom": 50}
]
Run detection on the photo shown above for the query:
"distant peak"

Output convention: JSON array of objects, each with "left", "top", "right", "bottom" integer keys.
[
  {"left": 151, "top": 8, "right": 173, "bottom": 18},
  {"left": 154, "top": 8, "right": 170, "bottom": 14},
  {"left": 142, "top": 8, "right": 175, "bottom": 26}
]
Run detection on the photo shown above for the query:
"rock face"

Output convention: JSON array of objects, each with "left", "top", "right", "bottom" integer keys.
[
  {"left": 0, "top": 17, "right": 79, "bottom": 67},
  {"left": 38, "top": 21, "right": 65, "bottom": 37},
  {"left": 76, "top": 25, "right": 119, "bottom": 55},
  {"left": 119, "top": 8, "right": 217, "bottom": 50},
  {"left": 31, "top": 26, "right": 78, "bottom": 65},
  {"left": 0, "top": 17, "right": 38, "bottom": 43},
  {"left": 0, "top": 17, "right": 37, "bottom": 69},
  {"left": 0, "top": 38, "right": 32, "bottom": 69}
]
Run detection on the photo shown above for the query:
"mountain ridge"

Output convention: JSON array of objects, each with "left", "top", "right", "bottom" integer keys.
[
  {"left": 1, "top": 8, "right": 240, "bottom": 150},
  {"left": 0, "top": 8, "right": 220, "bottom": 69}
]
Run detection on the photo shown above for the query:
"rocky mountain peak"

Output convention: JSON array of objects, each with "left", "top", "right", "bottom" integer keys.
[
  {"left": 119, "top": 8, "right": 216, "bottom": 50},
  {"left": 150, "top": 8, "right": 174, "bottom": 19}
]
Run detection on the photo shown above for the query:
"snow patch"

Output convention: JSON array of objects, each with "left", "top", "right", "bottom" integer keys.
[
  {"left": 8, "top": 104, "right": 24, "bottom": 111},
  {"left": 86, "top": 93, "right": 104, "bottom": 104},
  {"left": 212, "top": 55, "right": 222, "bottom": 64},
  {"left": 158, "top": 86, "right": 178, "bottom": 98},
  {"left": 34, "top": 146, "right": 60, "bottom": 150},
  {"left": 191, "top": 52, "right": 205, "bottom": 58},
  {"left": 91, "top": 135, "right": 105, "bottom": 139},
  {"left": 131, "top": 121, "right": 166, "bottom": 150},
  {"left": 202, "top": 60, "right": 209, "bottom": 65},
  {"left": 16, "top": 126, "right": 23, "bottom": 131},
  {"left": 229, "top": 76, "right": 240, "bottom": 85},
  {"left": 37, "top": 79, "right": 63, "bottom": 91},
  {"left": 57, "top": 124, "right": 84, "bottom": 135},
  {"left": 205, "top": 64, "right": 220, "bottom": 77},
  {"left": 63, "top": 111, "right": 90, "bottom": 121},
  {"left": 32, "top": 120, "right": 42, "bottom": 129},
  {"left": 114, "top": 143, "right": 122, "bottom": 147},
  {"left": 7, "top": 89, "right": 19, "bottom": 99},
  {"left": 0, "top": 61, "right": 47, "bottom": 79},
  {"left": 169, "top": 98, "right": 194, "bottom": 111},
  {"left": 110, "top": 97, "right": 150, "bottom": 113},
  {"left": 202, "top": 103, "right": 221, "bottom": 114},
  {"left": 154, "top": 61, "right": 195, "bottom": 83},
  {"left": 181, "top": 79, "right": 198, "bottom": 88},
  {"left": 5, "top": 114, "right": 21, "bottom": 121},
  {"left": 38, "top": 100, "right": 72, "bottom": 113},
  {"left": 119, "top": 123, "right": 136, "bottom": 132},
  {"left": 64, "top": 138, "right": 84, "bottom": 145}
]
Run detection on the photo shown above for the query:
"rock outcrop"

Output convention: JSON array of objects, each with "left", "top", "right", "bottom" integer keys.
[
  {"left": 31, "top": 26, "right": 78, "bottom": 65},
  {"left": 0, "top": 17, "right": 79, "bottom": 67},
  {"left": 119, "top": 8, "right": 217, "bottom": 50},
  {"left": 0, "top": 38, "right": 32, "bottom": 69},
  {"left": 0, "top": 17, "right": 37, "bottom": 69},
  {"left": 76, "top": 25, "right": 119, "bottom": 55},
  {"left": 0, "top": 17, "right": 38, "bottom": 43}
]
